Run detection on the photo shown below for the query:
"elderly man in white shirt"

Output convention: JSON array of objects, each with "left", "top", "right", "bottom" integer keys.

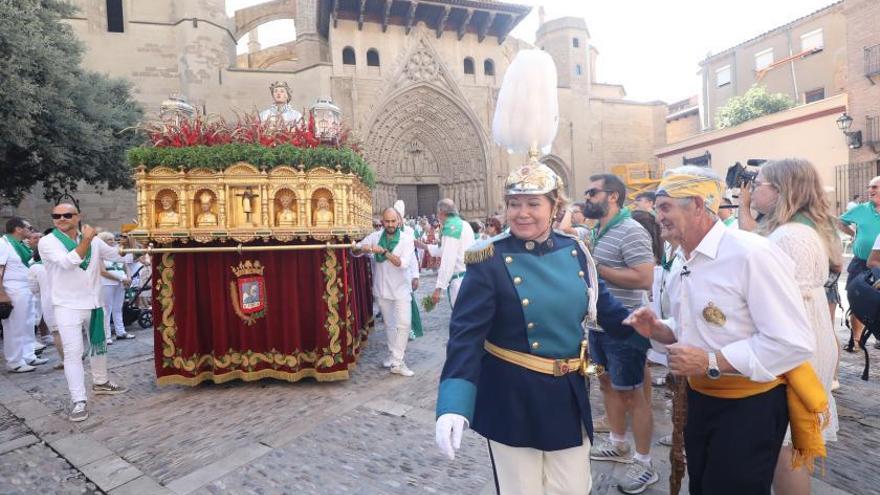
[
  {"left": 419, "top": 199, "right": 475, "bottom": 308},
  {"left": 37, "top": 204, "right": 131, "bottom": 422},
  {"left": 625, "top": 167, "right": 822, "bottom": 495},
  {"left": 1, "top": 217, "right": 47, "bottom": 372},
  {"left": 354, "top": 207, "right": 416, "bottom": 377}
]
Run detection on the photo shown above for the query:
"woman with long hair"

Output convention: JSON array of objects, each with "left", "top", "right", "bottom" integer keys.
[{"left": 750, "top": 158, "right": 840, "bottom": 495}]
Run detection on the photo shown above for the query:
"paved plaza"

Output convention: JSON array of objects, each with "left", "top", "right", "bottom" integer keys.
[{"left": 0, "top": 273, "right": 877, "bottom": 495}]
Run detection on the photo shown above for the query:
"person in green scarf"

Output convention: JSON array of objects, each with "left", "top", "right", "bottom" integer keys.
[
  {"left": 37, "top": 204, "right": 130, "bottom": 422},
  {"left": 1, "top": 217, "right": 47, "bottom": 373}
]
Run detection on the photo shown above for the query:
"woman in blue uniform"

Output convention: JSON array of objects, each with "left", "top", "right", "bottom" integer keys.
[{"left": 434, "top": 163, "right": 637, "bottom": 494}]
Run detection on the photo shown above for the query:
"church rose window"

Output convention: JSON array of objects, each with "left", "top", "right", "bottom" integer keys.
[{"left": 343, "top": 47, "right": 356, "bottom": 65}]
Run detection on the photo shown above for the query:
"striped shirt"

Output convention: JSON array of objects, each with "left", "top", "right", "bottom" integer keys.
[{"left": 591, "top": 217, "right": 653, "bottom": 319}]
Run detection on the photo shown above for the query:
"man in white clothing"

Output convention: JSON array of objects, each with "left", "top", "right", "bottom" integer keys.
[
  {"left": 354, "top": 207, "right": 416, "bottom": 377},
  {"left": 1, "top": 217, "right": 47, "bottom": 372},
  {"left": 38, "top": 204, "right": 131, "bottom": 422},
  {"left": 418, "top": 199, "right": 474, "bottom": 308}
]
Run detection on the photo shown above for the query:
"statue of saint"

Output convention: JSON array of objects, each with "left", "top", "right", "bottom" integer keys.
[
  {"left": 156, "top": 194, "right": 179, "bottom": 228},
  {"left": 276, "top": 191, "right": 297, "bottom": 227},
  {"left": 259, "top": 81, "right": 302, "bottom": 127},
  {"left": 312, "top": 197, "right": 334, "bottom": 227},
  {"left": 196, "top": 192, "right": 217, "bottom": 227},
  {"left": 236, "top": 187, "right": 259, "bottom": 225}
]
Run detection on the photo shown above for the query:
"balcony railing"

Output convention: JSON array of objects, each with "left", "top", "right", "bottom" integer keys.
[{"left": 866, "top": 44, "right": 880, "bottom": 77}]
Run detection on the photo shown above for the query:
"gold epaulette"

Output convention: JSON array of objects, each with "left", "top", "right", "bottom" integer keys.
[{"left": 464, "top": 241, "right": 494, "bottom": 265}]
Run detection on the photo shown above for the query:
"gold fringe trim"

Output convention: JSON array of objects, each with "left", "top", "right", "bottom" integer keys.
[
  {"left": 157, "top": 365, "right": 355, "bottom": 387},
  {"left": 464, "top": 242, "right": 494, "bottom": 265}
]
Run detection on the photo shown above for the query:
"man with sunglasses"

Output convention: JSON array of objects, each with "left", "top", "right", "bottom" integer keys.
[
  {"left": 839, "top": 176, "right": 880, "bottom": 350},
  {"left": 37, "top": 204, "right": 131, "bottom": 422},
  {"left": 2, "top": 217, "right": 47, "bottom": 372},
  {"left": 582, "top": 174, "right": 658, "bottom": 494}
]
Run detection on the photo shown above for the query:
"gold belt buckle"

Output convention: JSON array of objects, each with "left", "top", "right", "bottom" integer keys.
[{"left": 553, "top": 359, "right": 576, "bottom": 376}]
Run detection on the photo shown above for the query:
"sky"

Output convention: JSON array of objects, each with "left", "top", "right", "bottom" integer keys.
[{"left": 226, "top": 0, "right": 838, "bottom": 103}]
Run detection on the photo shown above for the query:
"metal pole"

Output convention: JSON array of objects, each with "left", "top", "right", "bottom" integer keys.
[{"left": 120, "top": 242, "right": 357, "bottom": 255}]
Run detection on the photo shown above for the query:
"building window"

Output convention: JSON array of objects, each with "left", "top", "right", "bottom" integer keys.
[
  {"left": 464, "top": 57, "right": 475, "bottom": 75},
  {"left": 575, "top": 64, "right": 583, "bottom": 76},
  {"left": 801, "top": 28, "right": 824, "bottom": 52},
  {"left": 573, "top": 38, "right": 580, "bottom": 48},
  {"left": 804, "top": 88, "right": 825, "bottom": 103},
  {"left": 342, "top": 47, "right": 356, "bottom": 65},
  {"left": 755, "top": 48, "right": 773, "bottom": 71},
  {"left": 716, "top": 65, "right": 731, "bottom": 87},
  {"left": 106, "top": 0, "right": 124, "bottom": 33},
  {"left": 484, "top": 59, "right": 495, "bottom": 76},
  {"left": 366, "top": 48, "right": 380, "bottom": 67}
]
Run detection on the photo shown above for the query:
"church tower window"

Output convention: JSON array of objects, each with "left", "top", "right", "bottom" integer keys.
[
  {"left": 106, "top": 0, "right": 124, "bottom": 33},
  {"left": 367, "top": 49, "right": 380, "bottom": 67},
  {"left": 484, "top": 59, "right": 495, "bottom": 76},
  {"left": 342, "top": 47, "right": 356, "bottom": 65},
  {"left": 463, "top": 57, "right": 475, "bottom": 75},
  {"left": 572, "top": 37, "right": 580, "bottom": 48},
  {"left": 575, "top": 64, "right": 583, "bottom": 76}
]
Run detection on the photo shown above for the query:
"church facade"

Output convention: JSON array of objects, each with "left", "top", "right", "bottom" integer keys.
[{"left": 12, "top": 0, "right": 666, "bottom": 226}]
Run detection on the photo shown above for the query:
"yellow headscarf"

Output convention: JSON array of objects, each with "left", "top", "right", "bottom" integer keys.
[{"left": 657, "top": 173, "right": 723, "bottom": 214}]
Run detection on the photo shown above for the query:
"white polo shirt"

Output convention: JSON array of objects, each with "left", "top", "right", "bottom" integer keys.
[
  {"left": 0, "top": 236, "right": 31, "bottom": 291},
  {"left": 38, "top": 233, "right": 131, "bottom": 310},
  {"left": 356, "top": 229, "right": 414, "bottom": 301}
]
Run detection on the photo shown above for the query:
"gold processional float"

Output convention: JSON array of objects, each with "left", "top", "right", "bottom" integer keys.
[{"left": 124, "top": 87, "right": 377, "bottom": 386}]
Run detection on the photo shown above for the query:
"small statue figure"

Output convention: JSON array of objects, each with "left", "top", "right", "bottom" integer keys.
[
  {"left": 275, "top": 191, "right": 297, "bottom": 227},
  {"left": 156, "top": 194, "right": 179, "bottom": 228},
  {"left": 196, "top": 192, "right": 217, "bottom": 227},
  {"left": 236, "top": 187, "right": 259, "bottom": 225},
  {"left": 312, "top": 197, "right": 334, "bottom": 227},
  {"left": 259, "top": 81, "right": 302, "bottom": 127}
]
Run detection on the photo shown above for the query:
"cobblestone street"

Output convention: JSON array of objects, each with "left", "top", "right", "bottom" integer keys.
[{"left": 0, "top": 273, "right": 877, "bottom": 494}]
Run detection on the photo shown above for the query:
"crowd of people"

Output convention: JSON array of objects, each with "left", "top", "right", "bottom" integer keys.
[{"left": 1, "top": 206, "right": 152, "bottom": 422}]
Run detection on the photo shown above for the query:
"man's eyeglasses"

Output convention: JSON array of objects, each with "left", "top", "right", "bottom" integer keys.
[
  {"left": 584, "top": 188, "right": 612, "bottom": 198},
  {"left": 51, "top": 213, "right": 77, "bottom": 220}
]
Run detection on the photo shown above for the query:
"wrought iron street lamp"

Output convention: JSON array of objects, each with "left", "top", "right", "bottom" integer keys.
[{"left": 836, "top": 112, "right": 862, "bottom": 149}]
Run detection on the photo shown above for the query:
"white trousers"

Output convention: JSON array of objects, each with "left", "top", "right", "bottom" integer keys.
[
  {"left": 448, "top": 278, "right": 463, "bottom": 308},
  {"left": 102, "top": 285, "right": 126, "bottom": 338},
  {"left": 376, "top": 296, "right": 411, "bottom": 365},
  {"left": 55, "top": 307, "right": 108, "bottom": 403},
  {"left": 489, "top": 437, "right": 592, "bottom": 495},
  {"left": 2, "top": 288, "right": 36, "bottom": 368}
]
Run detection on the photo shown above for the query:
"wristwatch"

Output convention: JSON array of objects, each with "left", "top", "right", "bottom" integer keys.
[{"left": 707, "top": 352, "right": 721, "bottom": 380}]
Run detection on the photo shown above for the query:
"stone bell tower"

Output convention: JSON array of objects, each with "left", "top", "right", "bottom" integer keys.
[{"left": 535, "top": 16, "right": 592, "bottom": 93}]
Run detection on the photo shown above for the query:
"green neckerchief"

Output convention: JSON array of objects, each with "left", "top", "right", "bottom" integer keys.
[
  {"left": 50, "top": 229, "right": 104, "bottom": 356},
  {"left": 107, "top": 262, "right": 124, "bottom": 272},
  {"left": 442, "top": 214, "right": 464, "bottom": 240},
  {"left": 375, "top": 228, "right": 400, "bottom": 263},
  {"left": 3, "top": 234, "right": 33, "bottom": 266},
  {"left": 792, "top": 212, "right": 817, "bottom": 229},
  {"left": 51, "top": 228, "right": 91, "bottom": 270},
  {"left": 723, "top": 216, "right": 737, "bottom": 227},
  {"left": 591, "top": 208, "right": 631, "bottom": 245}
]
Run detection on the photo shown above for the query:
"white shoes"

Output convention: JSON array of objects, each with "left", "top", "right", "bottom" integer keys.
[
  {"left": 8, "top": 364, "right": 36, "bottom": 373},
  {"left": 382, "top": 357, "right": 393, "bottom": 368},
  {"left": 390, "top": 362, "right": 415, "bottom": 377},
  {"left": 27, "top": 357, "right": 49, "bottom": 366}
]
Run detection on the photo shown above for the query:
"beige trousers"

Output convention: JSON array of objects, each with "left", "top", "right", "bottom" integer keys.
[{"left": 489, "top": 436, "right": 592, "bottom": 495}]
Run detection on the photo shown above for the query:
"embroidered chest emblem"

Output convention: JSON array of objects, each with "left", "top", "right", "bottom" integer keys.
[{"left": 702, "top": 302, "right": 726, "bottom": 326}]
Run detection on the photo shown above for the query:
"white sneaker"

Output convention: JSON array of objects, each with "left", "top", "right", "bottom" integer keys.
[
  {"left": 106, "top": 339, "right": 114, "bottom": 345},
  {"left": 69, "top": 401, "right": 88, "bottom": 422},
  {"left": 26, "top": 357, "right": 49, "bottom": 366},
  {"left": 390, "top": 363, "right": 415, "bottom": 377},
  {"left": 382, "top": 357, "right": 393, "bottom": 368},
  {"left": 34, "top": 342, "right": 47, "bottom": 353},
  {"left": 8, "top": 364, "right": 36, "bottom": 373}
]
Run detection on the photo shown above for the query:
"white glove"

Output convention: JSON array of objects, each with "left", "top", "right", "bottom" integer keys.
[{"left": 435, "top": 413, "right": 468, "bottom": 460}]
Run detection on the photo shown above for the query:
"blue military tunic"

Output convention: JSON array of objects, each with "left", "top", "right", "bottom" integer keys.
[{"left": 436, "top": 231, "right": 635, "bottom": 451}]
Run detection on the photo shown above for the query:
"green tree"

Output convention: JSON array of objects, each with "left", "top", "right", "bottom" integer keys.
[
  {"left": 0, "top": 0, "right": 143, "bottom": 206},
  {"left": 715, "top": 85, "right": 795, "bottom": 129}
]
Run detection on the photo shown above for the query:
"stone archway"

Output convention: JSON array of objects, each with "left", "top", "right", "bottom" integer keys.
[
  {"left": 363, "top": 85, "right": 489, "bottom": 218},
  {"left": 540, "top": 154, "right": 573, "bottom": 197}
]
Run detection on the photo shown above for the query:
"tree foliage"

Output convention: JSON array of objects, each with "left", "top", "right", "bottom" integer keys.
[
  {"left": 715, "top": 85, "right": 795, "bottom": 129},
  {"left": 0, "top": 0, "right": 143, "bottom": 206}
]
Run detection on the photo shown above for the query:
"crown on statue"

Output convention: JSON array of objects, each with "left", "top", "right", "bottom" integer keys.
[{"left": 232, "top": 260, "right": 265, "bottom": 278}]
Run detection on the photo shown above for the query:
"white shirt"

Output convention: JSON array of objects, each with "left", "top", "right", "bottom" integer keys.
[
  {"left": 102, "top": 260, "right": 127, "bottom": 286},
  {"left": 427, "top": 220, "right": 475, "bottom": 290},
  {"left": 28, "top": 264, "right": 56, "bottom": 329},
  {"left": 38, "top": 233, "right": 132, "bottom": 310},
  {"left": 0, "top": 236, "right": 31, "bottom": 291},
  {"left": 663, "top": 221, "right": 814, "bottom": 382},
  {"left": 402, "top": 226, "right": 419, "bottom": 282},
  {"left": 356, "top": 229, "right": 414, "bottom": 301}
]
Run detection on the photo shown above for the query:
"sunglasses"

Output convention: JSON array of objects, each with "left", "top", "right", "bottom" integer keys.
[
  {"left": 584, "top": 188, "right": 612, "bottom": 198},
  {"left": 51, "top": 213, "right": 77, "bottom": 220}
]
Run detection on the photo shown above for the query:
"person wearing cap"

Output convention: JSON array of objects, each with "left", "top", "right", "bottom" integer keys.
[
  {"left": 434, "top": 163, "right": 637, "bottom": 494},
  {"left": 625, "top": 166, "right": 826, "bottom": 495}
]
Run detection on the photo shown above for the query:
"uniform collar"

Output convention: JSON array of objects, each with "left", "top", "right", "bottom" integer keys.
[
  {"left": 512, "top": 232, "right": 556, "bottom": 254},
  {"left": 691, "top": 220, "right": 726, "bottom": 260}
]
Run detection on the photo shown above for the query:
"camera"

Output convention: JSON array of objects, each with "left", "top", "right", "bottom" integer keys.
[{"left": 725, "top": 159, "right": 766, "bottom": 189}]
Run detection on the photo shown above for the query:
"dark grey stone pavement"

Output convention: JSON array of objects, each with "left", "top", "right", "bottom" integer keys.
[{"left": 0, "top": 273, "right": 875, "bottom": 494}]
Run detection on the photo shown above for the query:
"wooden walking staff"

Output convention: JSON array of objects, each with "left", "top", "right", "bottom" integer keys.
[{"left": 669, "top": 373, "right": 688, "bottom": 495}]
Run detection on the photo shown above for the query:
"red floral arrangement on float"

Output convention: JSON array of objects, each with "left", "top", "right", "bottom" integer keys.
[{"left": 138, "top": 112, "right": 356, "bottom": 151}]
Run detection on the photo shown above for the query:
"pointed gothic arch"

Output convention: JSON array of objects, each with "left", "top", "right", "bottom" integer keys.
[{"left": 540, "top": 154, "right": 573, "bottom": 196}]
